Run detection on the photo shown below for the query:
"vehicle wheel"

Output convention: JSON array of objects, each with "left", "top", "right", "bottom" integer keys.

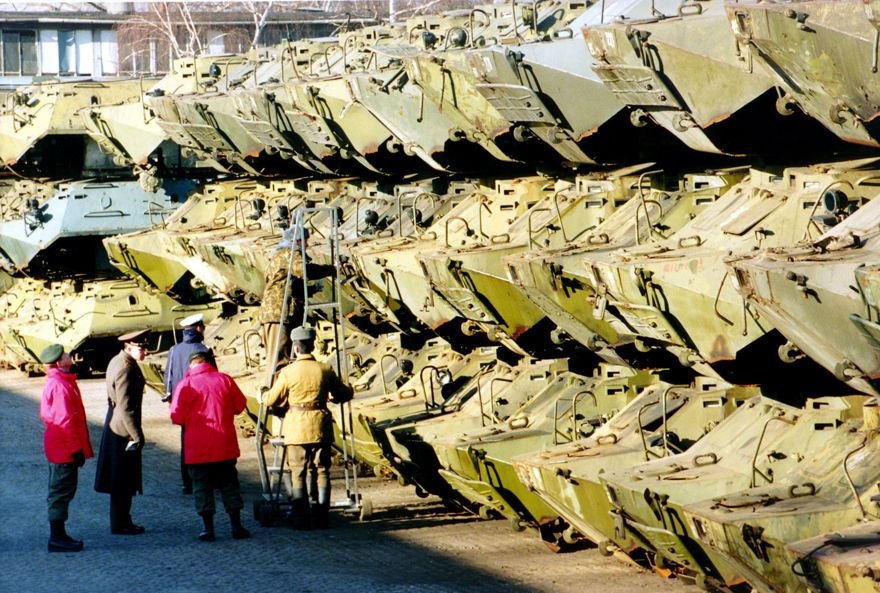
[{"left": 598, "top": 540, "right": 615, "bottom": 557}]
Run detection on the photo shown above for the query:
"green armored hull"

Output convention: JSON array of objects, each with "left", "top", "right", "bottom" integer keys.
[
  {"left": 431, "top": 365, "right": 656, "bottom": 536},
  {"left": 0, "top": 277, "right": 220, "bottom": 374}
]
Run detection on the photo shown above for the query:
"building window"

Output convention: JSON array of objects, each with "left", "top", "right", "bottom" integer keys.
[
  {"left": 58, "top": 30, "right": 76, "bottom": 73},
  {"left": 1, "top": 30, "right": 38, "bottom": 75}
]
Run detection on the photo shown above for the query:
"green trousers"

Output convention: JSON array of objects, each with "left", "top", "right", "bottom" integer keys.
[
  {"left": 47, "top": 462, "right": 78, "bottom": 522},
  {"left": 188, "top": 459, "right": 244, "bottom": 516}
]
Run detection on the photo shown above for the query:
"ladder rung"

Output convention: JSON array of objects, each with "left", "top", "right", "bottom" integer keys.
[
  {"left": 269, "top": 438, "right": 286, "bottom": 447},
  {"left": 267, "top": 466, "right": 289, "bottom": 474},
  {"left": 304, "top": 301, "right": 341, "bottom": 309}
]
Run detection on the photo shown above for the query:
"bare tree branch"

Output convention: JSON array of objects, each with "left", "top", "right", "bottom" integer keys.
[{"left": 244, "top": 1, "right": 275, "bottom": 49}]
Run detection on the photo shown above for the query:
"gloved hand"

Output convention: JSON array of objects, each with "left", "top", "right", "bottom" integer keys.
[{"left": 72, "top": 450, "right": 85, "bottom": 467}]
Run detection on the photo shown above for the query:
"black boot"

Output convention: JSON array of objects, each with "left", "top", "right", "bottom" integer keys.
[
  {"left": 48, "top": 520, "right": 83, "bottom": 553},
  {"left": 198, "top": 513, "right": 215, "bottom": 542},
  {"left": 285, "top": 487, "right": 311, "bottom": 530},
  {"left": 312, "top": 486, "right": 331, "bottom": 530},
  {"left": 229, "top": 509, "right": 250, "bottom": 540}
]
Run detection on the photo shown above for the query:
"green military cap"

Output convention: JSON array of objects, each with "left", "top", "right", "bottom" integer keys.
[
  {"left": 39, "top": 343, "right": 64, "bottom": 364},
  {"left": 188, "top": 350, "right": 212, "bottom": 364},
  {"left": 290, "top": 325, "right": 316, "bottom": 342}
]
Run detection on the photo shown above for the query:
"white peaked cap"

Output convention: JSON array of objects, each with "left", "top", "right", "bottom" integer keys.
[{"left": 180, "top": 313, "right": 205, "bottom": 327}]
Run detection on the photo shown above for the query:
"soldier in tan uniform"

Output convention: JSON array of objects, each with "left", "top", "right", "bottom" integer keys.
[{"left": 261, "top": 325, "right": 353, "bottom": 529}]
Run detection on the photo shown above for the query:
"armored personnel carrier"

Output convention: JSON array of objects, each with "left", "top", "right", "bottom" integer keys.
[
  {"left": 728, "top": 171, "right": 880, "bottom": 395},
  {"left": 729, "top": 0, "right": 880, "bottom": 148},
  {"left": 430, "top": 363, "right": 657, "bottom": 545},
  {"left": 580, "top": 163, "right": 880, "bottom": 382},
  {"left": 8, "top": 2, "right": 880, "bottom": 591},
  {"left": 0, "top": 78, "right": 158, "bottom": 177}
]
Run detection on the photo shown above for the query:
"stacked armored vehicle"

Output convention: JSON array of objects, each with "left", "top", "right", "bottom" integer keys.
[{"left": 6, "top": 1, "right": 880, "bottom": 591}]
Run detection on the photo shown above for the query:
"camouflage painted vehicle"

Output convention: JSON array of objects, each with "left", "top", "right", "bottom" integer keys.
[
  {"left": 430, "top": 364, "right": 656, "bottom": 543},
  {"left": 728, "top": 175, "right": 880, "bottom": 396},
  {"left": 512, "top": 377, "right": 757, "bottom": 557},
  {"left": 601, "top": 395, "right": 867, "bottom": 589},
  {"left": 0, "top": 277, "right": 219, "bottom": 374},
  {"left": 505, "top": 170, "right": 739, "bottom": 365},
  {"left": 0, "top": 78, "right": 154, "bottom": 176},
  {"left": 583, "top": 163, "right": 880, "bottom": 381},
  {"left": 682, "top": 397, "right": 876, "bottom": 593},
  {"left": 728, "top": 0, "right": 880, "bottom": 149}
]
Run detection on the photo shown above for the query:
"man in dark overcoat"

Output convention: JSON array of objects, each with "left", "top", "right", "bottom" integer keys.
[{"left": 95, "top": 329, "right": 148, "bottom": 535}]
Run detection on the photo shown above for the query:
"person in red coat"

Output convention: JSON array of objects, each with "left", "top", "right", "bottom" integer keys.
[
  {"left": 170, "top": 351, "right": 250, "bottom": 541},
  {"left": 39, "top": 343, "right": 93, "bottom": 553}
]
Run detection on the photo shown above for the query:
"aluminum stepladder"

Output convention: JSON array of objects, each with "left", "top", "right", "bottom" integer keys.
[{"left": 254, "top": 206, "right": 367, "bottom": 525}]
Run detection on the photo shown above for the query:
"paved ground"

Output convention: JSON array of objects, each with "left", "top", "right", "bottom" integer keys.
[{"left": 0, "top": 370, "right": 700, "bottom": 593}]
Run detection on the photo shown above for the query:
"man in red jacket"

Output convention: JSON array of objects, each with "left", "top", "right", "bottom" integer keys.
[
  {"left": 39, "top": 343, "right": 93, "bottom": 553},
  {"left": 170, "top": 351, "right": 249, "bottom": 541}
]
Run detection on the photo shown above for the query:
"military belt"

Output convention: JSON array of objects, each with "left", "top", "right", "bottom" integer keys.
[{"left": 290, "top": 402, "right": 326, "bottom": 411}]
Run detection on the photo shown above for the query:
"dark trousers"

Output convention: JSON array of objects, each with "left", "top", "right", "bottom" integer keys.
[
  {"left": 286, "top": 443, "right": 331, "bottom": 494},
  {"left": 47, "top": 462, "right": 78, "bottom": 522},
  {"left": 188, "top": 459, "right": 243, "bottom": 516},
  {"left": 110, "top": 492, "right": 133, "bottom": 530},
  {"left": 180, "top": 427, "right": 191, "bottom": 490}
]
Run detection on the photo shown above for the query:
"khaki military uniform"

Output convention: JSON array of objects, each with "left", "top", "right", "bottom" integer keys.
[
  {"left": 263, "top": 352, "right": 353, "bottom": 528},
  {"left": 263, "top": 353, "right": 353, "bottom": 444}
]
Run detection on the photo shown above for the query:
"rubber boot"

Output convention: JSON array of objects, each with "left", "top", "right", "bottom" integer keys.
[
  {"left": 198, "top": 512, "right": 215, "bottom": 542},
  {"left": 229, "top": 509, "right": 251, "bottom": 540},
  {"left": 312, "top": 486, "right": 331, "bottom": 530},
  {"left": 48, "top": 520, "right": 83, "bottom": 553}
]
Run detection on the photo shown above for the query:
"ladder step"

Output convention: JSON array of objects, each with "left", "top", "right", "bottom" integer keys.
[
  {"left": 267, "top": 466, "right": 290, "bottom": 474},
  {"left": 304, "top": 302, "right": 341, "bottom": 309},
  {"left": 268, "top": 438, "right": 286, "bottom": 447}
]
